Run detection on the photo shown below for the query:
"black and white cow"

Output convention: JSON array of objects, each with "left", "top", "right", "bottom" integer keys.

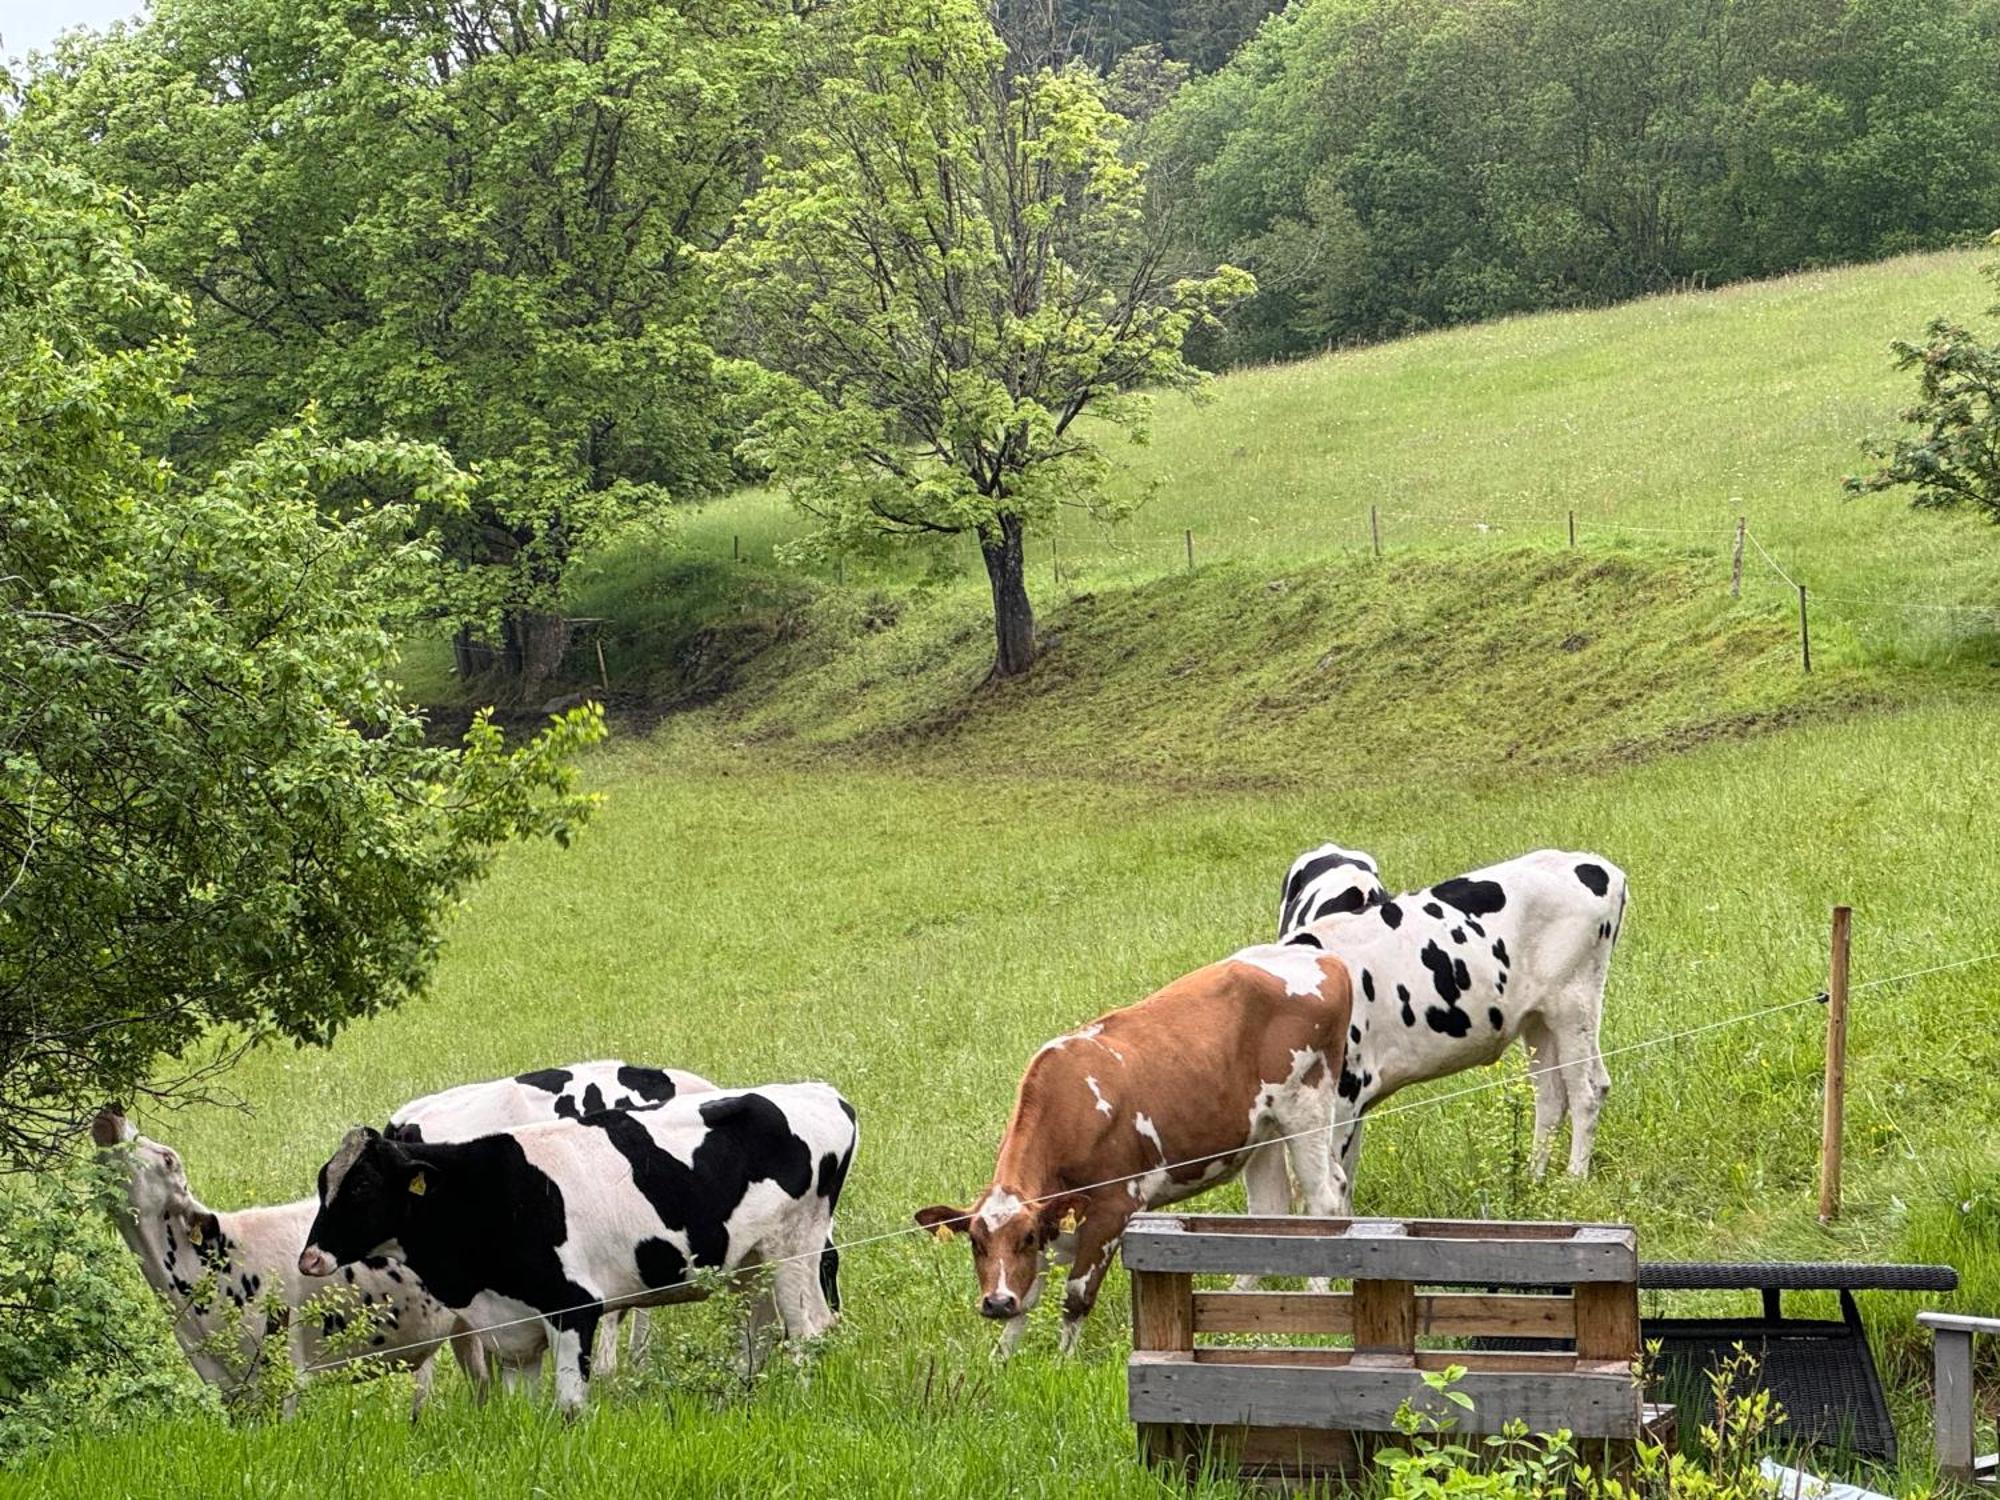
[
  {"left": 1285, "top": 848, "right": 1628, "bottom": 1209},
  {"left": 89, "top": 1108, "right": 471, "bottom": 1414},
  {"left": 388, "top": 1060, "right": 719, "bottom": 1379},
  {"left": 387, "top": 1061, "right": 713, "bottom": 1144},
  {"left": 300, "top": 1082, "right": 857, "bottom": 1414},
  {"left": 1278, "top": 843, "right": 1389, "bottom": 936}
]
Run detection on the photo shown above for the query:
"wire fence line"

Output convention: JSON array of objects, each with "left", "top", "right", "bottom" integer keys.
[{"left": 300, "top": 944, "right": 2000, "bottom": 1376}]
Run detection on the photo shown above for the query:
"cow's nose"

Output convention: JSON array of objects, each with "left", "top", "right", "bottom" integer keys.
[
  {"left": 299, "top": 1245, "right": 336, "bottom": 1277},
  {"left": 980, "top": 1293, "right": 1019, "bottom": 1320}
]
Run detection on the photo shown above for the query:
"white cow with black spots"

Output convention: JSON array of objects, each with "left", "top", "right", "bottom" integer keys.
[
  {"left": 388, "top": 1060, "right": 715, "bottom": 1380},
  {"left": 302, "top": 1082, "right": 856, "bottom": 1415},
  {"left": 1284, "top": 848, "right": 1627, "bottom": 1211},
  {"left": 89, "top": 1108, "right": 470, "bottom": 1415}
]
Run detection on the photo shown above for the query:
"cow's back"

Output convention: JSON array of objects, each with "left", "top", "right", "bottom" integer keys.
[{"left": 391, "top": 1060, "right": 716, "bottom": 1142}]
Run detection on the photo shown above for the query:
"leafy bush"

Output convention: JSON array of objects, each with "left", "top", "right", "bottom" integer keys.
[{"left": 0, "top": 1160, "right": 216, "bottom": 1466}]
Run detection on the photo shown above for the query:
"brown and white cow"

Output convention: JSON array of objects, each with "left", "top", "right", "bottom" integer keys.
[{"left": 914, "top": 942, "right": 1353, "bottom": 1355}]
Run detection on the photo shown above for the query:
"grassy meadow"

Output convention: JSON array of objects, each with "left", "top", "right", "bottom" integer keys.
[
  {"left": 672, "top": 249, "right": 2000, "bottom": 619},
  {"left": 13, "top": 256, "right": 2000, "bottom": 1496}
]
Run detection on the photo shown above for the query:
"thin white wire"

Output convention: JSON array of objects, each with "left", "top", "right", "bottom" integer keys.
[
  {"left": 1745, "top": 528, "right": 1800, "bottom": 590},
  {"left": 300, "top": 944, "right": 2000, "bottom": 1375}
]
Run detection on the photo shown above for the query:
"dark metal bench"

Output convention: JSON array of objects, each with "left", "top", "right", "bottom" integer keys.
[{"left": 1638, "top": 1262, "right": 1959, "bottom": 1463}]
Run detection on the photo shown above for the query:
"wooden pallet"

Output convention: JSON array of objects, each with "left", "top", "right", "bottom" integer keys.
[{"left": 1125, "top": 1215, "right": 1665, "bottom": 1484}]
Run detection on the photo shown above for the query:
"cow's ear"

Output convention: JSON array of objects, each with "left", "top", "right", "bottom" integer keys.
[
  {"left": 1040, "top": 1193, "right": 1090, "bottom": 1236},
  {"left": 913, "top": 1204, "right": 969, "bottom": 1242}
]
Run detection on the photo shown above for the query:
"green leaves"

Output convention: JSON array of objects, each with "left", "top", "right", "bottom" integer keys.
[
  {"left": 717, "top": 0, "right": 1251, "bottom": 674},
  {"left": 13, "top": 0, "right": 795, "bottom": 656},
  {"left": 0, "top": 154, "right": 604, "bottom": 1162},
  {"left": 1848, "top": 242, "right": 2000, "bottom": 530}
]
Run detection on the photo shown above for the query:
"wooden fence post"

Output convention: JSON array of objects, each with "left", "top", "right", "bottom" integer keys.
[
  {"left": 1731, "top": 517, "right": 1746, "bottom": 597},
  {"left": 1184, "top": 529, "right": 1194, "bottom": 573},
  {"left": 1132, "top": 1268, "right": 1194, "bottom": 1475},
  {"left": 733, "top": 534, "right": 740, "bottom": 562},
  {"left": 1798, "top": 584, "right": 1811, "bottom": 673},
  {"left": 1568, "top": 510, "right": 1576, "bottom": 548},
  {"left": 1370, "top": 506, "right": 1382, "bottom": 559},
  {"left": 1819, "top": 905, "right": 1851, "bottom": 1224}
]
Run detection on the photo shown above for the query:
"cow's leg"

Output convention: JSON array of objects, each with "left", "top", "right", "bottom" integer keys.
[
  {"left": 1557, "top": 1014, "right": 1611, "bottom": 1177},
  {"left": 995, "top": 1269, "right": 1045, "bottom": 1360},
  {"left": 1520, "top": 1016, "right": 1569, "bottom": 1180},
  {"left": 408, "top": 1353, "right": 436, "bottom": 1421},
  {"left": 1058, "top": 1204, "right": 1131, "bottom": 1356},
  {"left": 626, "top": 1309, "right": 652, "bottom": 1369},
  {"left": 1232, "top": 1143, "right": 1293, "bottom": 1289},
  {"left": 548, "top": 1311, "right": 600, "bottom": 1416},
  {"left": 449, "top": 1324, "right": 491, "bottom": 1403},
  {"left": 594, "top": 1312, "right": 621, "bottom": 1377},
  {"left": 773, "top": 1239, "right": 836, "bottom": 1345},
  {"left": 741, "top": 1281, "right": 780, "bottom": 1376}
]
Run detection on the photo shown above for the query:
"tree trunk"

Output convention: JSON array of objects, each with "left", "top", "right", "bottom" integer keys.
[
  {"left": 451, "top": 626, "right": 502, "bottom": 680},
  {"left": 979, "top": 513, "right": 1036, "bottom": 678},
  {"left": 502, "top": 610, "right": 571, "bottom": 702}
]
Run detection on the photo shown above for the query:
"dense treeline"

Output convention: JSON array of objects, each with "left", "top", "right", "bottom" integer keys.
[
  {"left": 11, "top": 0, "right": 795, "bottom": 687},
  {"left": 995, "top": 0, "right": 1283, "bottom": 71},
  {"left": 1154, "top": 0, "right": 2000, "bottom": 360}
]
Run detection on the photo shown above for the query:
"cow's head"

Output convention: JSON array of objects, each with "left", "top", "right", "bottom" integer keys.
[
  {"left": 299, "top": 1126, "right": 426, "bottom": 1277},
  {"left": 88, "top": 1106, "right": 218, "bottom": 1246},
  {"left": 914, "top": 1187, "right": 1087, "bottom": 1322},
  {"left": 1279, "top": 843, "right": 1389, "bottom": 936}
]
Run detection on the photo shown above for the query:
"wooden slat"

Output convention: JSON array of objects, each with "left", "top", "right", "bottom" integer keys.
[
  {"left": 1132, "top": 1270, "right": 1194, "bottom": 1352},
  {"left": 1129, "top": 1351, "right": 1644, "bottom": 1439},
  {"left": 1153, "top": 1214, "right": 1588, "bottom": 1240},
  {"left": 1123, "top": 1219, "right": 1637, "bottom": 1283},
  {"left": 1353, "top": 1278, "right": 1417, "bottom": 1355},
  {"left": 1191, "top": 1290, "right": 1579, "bottom": 1338},
  {"left": 1574, "top": 1280, "right": 1641, "bottom": 1363},
  {"left": 1186, "top": 1347, "right": 1604, "bottom": 1374},
  {"left": 1131, "top": 1270, "right": 1195, "bottom": 1477},
  {"left": 1193, "top": 1290, "right": 1353, "bottom": 1334}
]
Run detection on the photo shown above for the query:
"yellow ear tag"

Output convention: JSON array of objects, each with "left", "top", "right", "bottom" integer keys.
[
  {"left": 188, "top": 1221, "right": 203, "bottom": 1246},
  {"left": 1059, "top": 1210, "right": 1081, "bottom": 1234},
  {"left": 408, "top": 1172, "right": 427, "bottom": 1197},
  {"left": 932, "top": 1225, "right": 954, "bottom": 1244}
]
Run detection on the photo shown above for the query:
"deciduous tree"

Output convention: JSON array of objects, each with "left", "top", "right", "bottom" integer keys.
[
  {"left": 719, "top": 0, "right": 1251, "bottom": 678},
  {"left": 0, "top": 156, "right": 602, "bottom": 1162}
]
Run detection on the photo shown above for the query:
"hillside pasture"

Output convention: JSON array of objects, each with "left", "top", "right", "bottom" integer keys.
[
  {"left": 14, "top": 253, "right": 2000, "bottom": 1496},
  {"left": 671, "top": 251, "right": 2000, "bottom": 662},
  {"left": 13, "top": 680, "right": 2000, "bottom": 1496}
]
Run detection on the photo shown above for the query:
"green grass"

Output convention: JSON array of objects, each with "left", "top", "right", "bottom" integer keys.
[
  {"left": 14, "top": 692, "right": 2000, "bottom": 1496},
  {"left": 15, "top": 252, "right": 2000, "bottom": 1495},
  {"left": 673, "top": 250, "right": 2000, "bottom": 658}
]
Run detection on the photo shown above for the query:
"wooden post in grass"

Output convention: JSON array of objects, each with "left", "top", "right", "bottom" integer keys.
[
  {"left": 1568, "top": 510, "right": 1576, "bottom": 548},
  {"left": 733, "top": 533, "right": 740, "bottom": 562},
  {"left": 1371, "top": 505, "right": 1382, "bottom": 559},
  {"left": 593, "top": 636, "right": 609, "bottom": 693},
  {"left": 1731, "top": 517, "right": 1746, "bottom": 597},
  {"left": 1184, "top": 529, "right": 1194, "bottom": 572},
  {"left": 1798, "top": 584, "right": 1812, "bottom": 674},
  {"left": 1819, "top": 904, "right": 1852, "bottom": 1224}
]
